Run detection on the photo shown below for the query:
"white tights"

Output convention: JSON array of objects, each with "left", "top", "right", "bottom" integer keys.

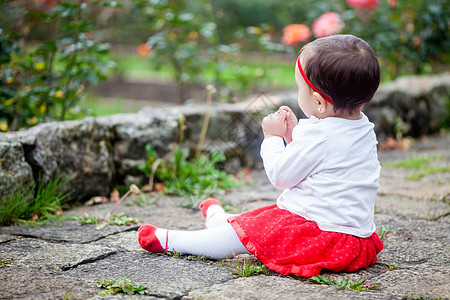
[{"left": 154, "top": 205, "right": 250, "bottom": 259}]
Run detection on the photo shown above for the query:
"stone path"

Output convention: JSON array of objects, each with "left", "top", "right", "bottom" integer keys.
[{"left": 1, "top": 135, "right": 449, "bottom": 299}]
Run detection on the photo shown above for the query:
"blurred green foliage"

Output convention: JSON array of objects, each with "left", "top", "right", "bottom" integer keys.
[
  {"left": 132, "top": 0, "right": 288, "bottom": 102},
  {"left": 342, "top": 0, "right": 449, "bottom": 79},
  {"left": 0, "top": 0, "right": 117, "bottom": 131}
]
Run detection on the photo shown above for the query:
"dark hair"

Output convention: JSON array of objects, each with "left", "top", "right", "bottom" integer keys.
[{"left": 301, "top": 34, "right": 380, "bottom": 112}]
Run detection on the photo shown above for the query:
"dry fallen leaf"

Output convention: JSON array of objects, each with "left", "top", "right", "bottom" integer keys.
[{"left": 110, "top": 188, "right": 120, "bottom": 202}]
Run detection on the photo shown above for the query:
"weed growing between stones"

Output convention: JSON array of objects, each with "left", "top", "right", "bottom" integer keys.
[
  {"left": 75, "top": 213, "right": 138, "bottom": 229},
  {"left": 64, "top": 289, "right": 76, "bottom": 300},
  {"left": 74, "top": 184, "right": 141, "bottom": 230},
  {"left": 381, "top": 155, "right": 450, "bottom": 180},
  {"left": 96, "top": 277, "right": 148, "bottom": 296},
  {"left": 388, "top": 262, "right": 399, "bottom": 270},
  {"left": 220, "top": 258, "right": 270, "bottom": 277},
  {"left": 186, "top": 254, "right": 213, "bottom": 263},
  {"left": 308, "top": 275, "right": 381, "bottom": 292},
  {"left": 0, "top": 175, "right": 71, "bottom": 226},
  {"left": 378, "top": 225, "right": 408, "bottom": 239},
  {"left": 162, "top": 252, "right": 214, "bottom": 264},
  {"left": 0, "top": 260, "right": 11, "bottom": 267},
  {"left": 162, "top": 251, "right": 267, "bottom": 277},
  {"left": 378, "top": 224, "right": 395, "bottom": 238}
]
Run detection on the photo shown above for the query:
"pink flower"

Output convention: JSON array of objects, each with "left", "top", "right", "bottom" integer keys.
[
  {"left": 346, "top": 0, "right": 379, "bottom": 10},
  {"left": 282, "top": 24, "right": 312, "bottom": 46},
  {"left": 312, "top": 12, "right": 345, "bottom": 38}
]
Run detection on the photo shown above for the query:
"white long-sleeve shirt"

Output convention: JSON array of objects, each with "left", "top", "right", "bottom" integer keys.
[{"left": 260, "top": 113, "right": 380, "bottom": 238}]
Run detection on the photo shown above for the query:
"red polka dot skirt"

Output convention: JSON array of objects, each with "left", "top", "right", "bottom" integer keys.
[{"left": 228, "top": 204, "right": 383, "bottom": 278}]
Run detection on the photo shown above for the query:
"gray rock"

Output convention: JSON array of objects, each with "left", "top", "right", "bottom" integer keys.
[
  {"left": 0, "top": 267, "right": 99, "bottom": 299},
  {"left": 64, "top": 252, "right": 237, "bottom": 299},
  {"left": 16, "top": 118, "right": 115, "bottom": 200},
  {"left": 372, "top": 269, "right": 450, "bottom": 299},
  {"left": 183, "top": 275, "right": 394, "bottom": 300},
  {"left": 375, "top": 194, "right": 450, "bottom": 221},
  {"left": 365, "top": 73, "right": 450, "bottom": 139},
  {"left": 0, "top": 219, "right": 139, "bottom": 244},
  {"left": 96, "top": 112, "right": 179, "bottom": 180},
  {"left": 0, "top": 238, "right": 117, "bottom": 272},
  {"left": 0, "top": 139, "right": 34, "bottom": 198}
]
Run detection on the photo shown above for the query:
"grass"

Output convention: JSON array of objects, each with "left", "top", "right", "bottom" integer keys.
[
  {"left": 388, "top": 262, "right": 399, "bottom": 270},
  {"left": 378, "top": 224, "right": 395, "bottom": 239},
  {"left": 0, "top": 260, "right": 11, "bottom": 268},
  {"left": 162, "top": 251, "right": 267, "bottom": 277},
  {"left": 0, "top": 175, "right": 72, "bottom": 226},
  {"left": 96, "top": 277, "right": 148, "bottom": 296},
  {"left": 308, "top": 275, "right": 381, "bottom": 292},
  {"left": 139, "top": 143, "right": 239, "bottom": 208},
  {"left": 220, "top": 258, "right": 269, "bottom": 277},
  {"left": 74, "top": 213, "right": 138, "bottom": 230},
  {"left": 381, "top": 155, "right": 450, "bottom": 180}
]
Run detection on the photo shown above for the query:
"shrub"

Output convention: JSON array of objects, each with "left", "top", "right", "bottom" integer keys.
[{"left": 0, "top": 1, "right": 117, "bottom": 131}]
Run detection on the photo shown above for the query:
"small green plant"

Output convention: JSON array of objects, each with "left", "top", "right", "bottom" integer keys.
[
  {"left": 108, "top": 214, "right": 138, "bottom": 226},
  {"left": 76, "top": 213, "right": 137, "bottom": 230},
  {"left": 382, "top": 156, "right": 450, "bottom": 180},
  {"left": 64, "top": 289, "right": 76, "bottom": 300},
  {"left": 140, "top": 144, "right": 238, "bottom": 200},
  {"left": 0, "top": 260, "right": 11, "bottom": 268},
  {"left": 96, "top": 277, "right": 148, "bottom": 296},
  {"left": 221, "top": 258, "right": 269, "bottom": 277},
  {"left": 139, "top": 118, "right": 239, "bottom": 207},
  {"left": 388, "top": 262, "right": 399, "bottom": 270},
  {"left": 186, "top": 255, "right": 213, "bottom": 263},
  {"left": 0, "top": 175, "right": 71, "bottom": 226},
  {"left": 309, "top": 275, "right": 381, "bottom": 292},
  {"left": 164, "top": 251, "right": 183, "bottom": 259},
  {"left": 378, "top": 225, "right": 395, "bottom": 239},
  {"left": 124, "top": 194, "right": 156, "bottom": 207}
]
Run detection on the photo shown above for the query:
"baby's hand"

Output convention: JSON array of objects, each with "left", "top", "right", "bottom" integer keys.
[
  {"left": 262, "top": 110, "right": 287, "bottom": 139},
  {"left": 279, "top": 106, "right": 297, "bottom": 144}
]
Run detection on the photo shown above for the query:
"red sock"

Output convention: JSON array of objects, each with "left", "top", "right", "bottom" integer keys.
[
  {"left": 199, "top": 198, "right": 222, "bottom": 217},
  {"left": 138, "top": 224, "right": 166, "bottom": 253}
]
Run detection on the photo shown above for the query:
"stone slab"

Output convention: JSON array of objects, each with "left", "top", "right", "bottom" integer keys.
[
  {"left": 0, "top": 233, "right": 19, "bottom": 243},
  {"left": 375, "top": 194, "right": 450, "bottom": 220},
  {"left": 377, "top": 238, "right": 450, "bottom": 272},
  {"left": 0, "top": 219, "right": 139, "bottom": 244},
  {"left": 0, "top": 267, "right": 99, "bottom": 300},
  {"left": 378, "top": 176, "right": 450, "bottom": 201},
  {"left": 65, "top": 196, "right": 206, "bottom": 231},
  {"left": 90, "top": 231, "right": 141, "bottom": 252},
  {"left": 183, "top": 275, "right": 397, "bottom": 300},
  {"left": 64, "top": 251, "right": 237, "bottom": 299},
  {"left": 374, "top": 213, "right": 450, "bottom": 241},
  {"left": 372, "top": 269, "right": 450, "bottom": 299},
  {"left": 0, "top": 238, "right": 117, "bottom": 272}
]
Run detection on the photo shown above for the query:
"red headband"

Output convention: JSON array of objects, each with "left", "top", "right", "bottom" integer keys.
[{"left": 297, "top": 55, "right": 334, "bottom": 105}]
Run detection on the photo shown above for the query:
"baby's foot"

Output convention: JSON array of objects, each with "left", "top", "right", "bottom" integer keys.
[
  {"left": 138, "top": 224, "right": 168, "bottom": 253},
  {"left": 199, "top": 198, "right": 222, "bottom": 217},
  {"left": 199, "top": 198, "right": 227, "bottom": 228}
]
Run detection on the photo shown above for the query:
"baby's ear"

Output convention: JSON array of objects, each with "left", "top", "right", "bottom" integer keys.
[{"left": 313, "top": 92, "right": 328, "bottom": 110}]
